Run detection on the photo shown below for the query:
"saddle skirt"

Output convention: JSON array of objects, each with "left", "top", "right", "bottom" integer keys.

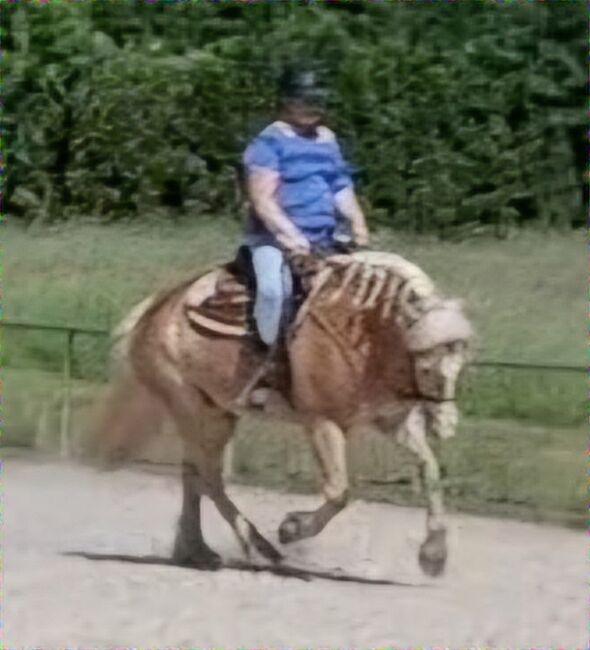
[
  {"left": 183, "top": 264, "right": 289, "bottom": 411},
  {"left": 184, "top": 265, "right": 254, "bottom": 339}
]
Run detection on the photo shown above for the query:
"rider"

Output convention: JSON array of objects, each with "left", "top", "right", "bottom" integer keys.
[{"left": 242, "top": 66, "right": 369, "bottom": 349}]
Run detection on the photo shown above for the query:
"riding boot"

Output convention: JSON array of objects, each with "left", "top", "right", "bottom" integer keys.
[{"left": 236, "top": 281, "right": 293, "bottom": 408}]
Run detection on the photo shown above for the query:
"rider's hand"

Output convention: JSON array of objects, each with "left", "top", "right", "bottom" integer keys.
[
  {"left": 290, "top": 242, "right": 312, "bottom": 256},
  {"left": 281, "top": 234, "right": 311, "bottom": 256},
  {"left": 353, "top": 226, "right": 370, "bottom": 248}
]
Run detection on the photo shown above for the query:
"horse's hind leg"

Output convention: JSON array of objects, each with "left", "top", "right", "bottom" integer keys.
[
  {"left": 173, "top": 457, "right": 223, "bottom": 569},
  {"left": 279, "top": 417, "right": 349, "bottom": 544},
  {"left": 170, "top": 391, "right": 282, "bottom": 565}
]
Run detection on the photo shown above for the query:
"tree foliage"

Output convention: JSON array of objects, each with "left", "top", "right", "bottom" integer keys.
[{"left": 4, "top": 1, "right": 585, "bottom": 234}]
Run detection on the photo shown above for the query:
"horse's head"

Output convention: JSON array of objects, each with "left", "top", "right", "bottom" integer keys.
[
  {"left": 407, "top": 301, "right": 473, "bottom": 438},
  {"left": 408, "top": 296, "right": 472, "bottom": 390},
  {"left": 413, "top": 339, "right": 469, "bottom": 401}
]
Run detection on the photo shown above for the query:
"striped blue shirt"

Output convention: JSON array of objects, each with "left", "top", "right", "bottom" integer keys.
[{"left": 242, "top": 121, "right": 353, "bottom": 246}]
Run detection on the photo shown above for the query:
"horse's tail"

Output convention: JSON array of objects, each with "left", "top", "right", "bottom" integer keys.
[{"left": 85, "top": 295, "right": 168, "bottom": 466}]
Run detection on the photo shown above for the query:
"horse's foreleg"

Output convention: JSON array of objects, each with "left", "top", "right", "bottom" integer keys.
[
  {"left": 398, "top": 406, "right": 447, "bottom": 577},
  {"left": 279, "top": 418, "right": 349, "bottom": 544},
  {"left": 171, "top": 393, "right": 282, "bottom": 565}
]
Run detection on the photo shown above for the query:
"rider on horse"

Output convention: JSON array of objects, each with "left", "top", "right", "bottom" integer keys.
[{"left": 242, "top": 66, "right": 370, "bottom": 348}]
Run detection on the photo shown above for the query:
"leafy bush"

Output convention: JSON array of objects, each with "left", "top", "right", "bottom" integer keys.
[{"left": 4, "top": 1, "right": 585, "bottom": 233}]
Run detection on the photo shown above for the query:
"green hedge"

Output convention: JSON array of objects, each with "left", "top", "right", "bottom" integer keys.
[{"left": 4, "top": 1, "right": 585, "bottom": 234}]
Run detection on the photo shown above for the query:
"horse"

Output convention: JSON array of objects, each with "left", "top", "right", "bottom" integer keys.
[{"left": 92, "top": 250, "right": 473, "bottom": 577}]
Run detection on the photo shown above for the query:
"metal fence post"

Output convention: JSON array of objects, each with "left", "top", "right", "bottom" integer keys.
[{"left": 59, "top": 329, "right": 74, "bottom": 458}]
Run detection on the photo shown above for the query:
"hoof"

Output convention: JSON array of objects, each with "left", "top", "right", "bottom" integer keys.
[
  {"left": 172, "top": 542, "right": 223, "bottom": 571},
  {"left": 418, "top": 529, "right": 447, "bottom": 577},
  {"left": 278, "top": 511, "right": 314, "bottom": 544},
  {"left": 278, "top": 517, "right": 300, "bottom": 544}
]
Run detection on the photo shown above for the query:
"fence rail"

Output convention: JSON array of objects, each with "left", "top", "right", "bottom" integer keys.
[
  {"left": 4, "top": 320, "right": 108, "bottom": 336},
  {"left": 3, "top": 318, "right": 584, "bottom": 458},
  {"left": 5, "top": 320, "right": 112, "bottom": 457},
  {"left": 3, "top": 319, "right": 585, "bottom": 373},
  {"left": 471, "top": 360, "right": 585, "bottom": 373}
]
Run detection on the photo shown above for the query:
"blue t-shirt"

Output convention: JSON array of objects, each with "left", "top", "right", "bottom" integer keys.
[{"left": 242, "top": 121, "right": 353, "bottom": 246}]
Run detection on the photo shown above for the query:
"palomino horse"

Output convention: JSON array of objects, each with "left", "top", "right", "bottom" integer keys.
[{"left": 95, "top": 250, "right": 473, "bottom": 576}]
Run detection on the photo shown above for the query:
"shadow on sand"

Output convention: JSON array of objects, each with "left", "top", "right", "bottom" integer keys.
[{"left": 63, "top": 551, "right": 427, "bottom": 587}]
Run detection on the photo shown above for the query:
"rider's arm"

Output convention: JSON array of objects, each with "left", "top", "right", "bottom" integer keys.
[
  {"left": 247, "top": 168, "right": 310, "bottom": 254},
  {"left": 329, "top": 135, "right": 370, "bottom": 247},
  {"left": 335, "top": 187, "right": 370, "bottom": 247}
]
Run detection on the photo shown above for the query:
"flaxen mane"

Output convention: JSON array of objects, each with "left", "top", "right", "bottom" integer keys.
[{"left": 295, "top": 251, "right": 472, "bottom": 348}]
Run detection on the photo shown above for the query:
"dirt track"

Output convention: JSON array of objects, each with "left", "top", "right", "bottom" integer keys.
[{"left": 5, "top": 454, "right": 586, "bottom": 648}]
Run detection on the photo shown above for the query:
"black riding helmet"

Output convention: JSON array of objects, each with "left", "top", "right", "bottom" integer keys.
[{"left": 278, "top": 67, "right": 329, "bottom": 107}]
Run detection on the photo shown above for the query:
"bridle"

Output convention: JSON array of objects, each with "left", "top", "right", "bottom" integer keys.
[{"left": 415, "top": 394, "right": 456, "bottom": 404}]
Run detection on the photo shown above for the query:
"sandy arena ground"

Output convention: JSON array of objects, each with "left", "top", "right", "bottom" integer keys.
[{"left": 4, "top": 453, "right": 586, "bottom": 648}]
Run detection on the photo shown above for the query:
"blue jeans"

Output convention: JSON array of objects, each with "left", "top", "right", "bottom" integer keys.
[{"left": 250, "top": 245, "right": 293, "bottom": 346}]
